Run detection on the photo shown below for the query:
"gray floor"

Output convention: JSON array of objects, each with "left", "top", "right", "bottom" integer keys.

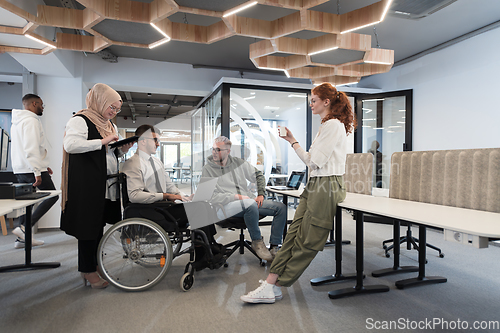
[{"left": 1, "top": 210, "right": 499, "bottom": 333}]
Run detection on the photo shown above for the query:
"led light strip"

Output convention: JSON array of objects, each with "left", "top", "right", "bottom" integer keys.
[
  {"left": 150, "top": 23, "right": 171, "bottom": 40},
  {"left": 336, "top": 81, "right": 358, "bottom": 87},
  {"left": 258, "top": 67, "right": 290, "bottom": 78},
  {"left": 149, "top": 38, "right": 170, "bottom": 49},
  {"left": 341, "top": 0, "right": 393, "bottom": 34},
  {"left": 364, "top": 60, "right": 392, "bottom": 65},
  {"left": 308, "top": 46, "right": 339, "bottom": 56},
  {"left": 223, "top": 1, "right": 258, "bottom": 17},
  {"left": 25, "top": 34, "right": 56, "bottom": 49}
]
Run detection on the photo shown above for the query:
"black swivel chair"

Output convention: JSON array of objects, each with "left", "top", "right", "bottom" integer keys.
[
  {"left": 217, "top": 215, "right": 267, "bottom": 267},
  {"left": 382, "top": 221, "right": 444, "bottom": 258}
]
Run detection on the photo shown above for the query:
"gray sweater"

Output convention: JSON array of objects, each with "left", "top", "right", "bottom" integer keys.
[{"left": 201, "top": 155, "right": 266, "bottom": 206}]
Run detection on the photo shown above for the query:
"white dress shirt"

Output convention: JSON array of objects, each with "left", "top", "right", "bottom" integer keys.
[{"left": 122, "top": 150, "right": 181, "bottom": 204}]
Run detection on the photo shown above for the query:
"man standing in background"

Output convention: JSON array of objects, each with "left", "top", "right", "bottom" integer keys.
[{"left": 10, "top": 94, "right": 58, "bottom": 248}]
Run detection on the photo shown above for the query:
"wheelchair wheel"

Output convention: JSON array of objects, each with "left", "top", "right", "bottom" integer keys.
[
  {"left": 180, "top": 272, "right": 194, "bottom": 291},
  {"left": 98, "top": 218, "right": 173, "bottom": 291}
]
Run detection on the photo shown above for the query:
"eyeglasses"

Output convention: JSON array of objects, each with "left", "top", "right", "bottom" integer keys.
[
  {"left": 143, "top": 137, "right": 159, "bottom": 143},
  {"left": 211, "top": 148, "right": 229, "bottom": 153},
  {"left": 109, "top": 105, "right": 121, "bottom": 113}
]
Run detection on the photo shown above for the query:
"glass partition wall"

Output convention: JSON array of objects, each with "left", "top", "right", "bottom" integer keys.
[
  {"left": 355, "top": 90, "right": 413, "bottom": 191},
  {"left": 192, "top": 83, "right": 310, "bottom": 190},
  {"left": 229, "top": 87, "right": 308, "bottom": 181}
]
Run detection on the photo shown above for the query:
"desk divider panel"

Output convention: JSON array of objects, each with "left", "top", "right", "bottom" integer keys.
[
  {"left": 344, "top": 153, "right": 373, "bottom": 195},
  {"left": 390, "top": 148, "right": 500, "bottom": 213}
]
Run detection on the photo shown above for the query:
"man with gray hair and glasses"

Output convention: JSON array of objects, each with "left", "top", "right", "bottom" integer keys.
[{"left": 202, "top": 136, "right": 286, "bottom": 261}]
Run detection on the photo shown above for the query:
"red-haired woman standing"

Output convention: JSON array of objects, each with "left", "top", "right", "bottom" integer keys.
[{"left": 241, "top": 83, "right": 356, "bottom": 303}]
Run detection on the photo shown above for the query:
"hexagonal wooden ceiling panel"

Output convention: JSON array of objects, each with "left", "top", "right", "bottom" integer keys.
[{"left": 0, "top": 0, "right": 395, "bottom": 86}]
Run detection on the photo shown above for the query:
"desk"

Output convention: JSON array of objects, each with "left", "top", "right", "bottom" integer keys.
[
  {"left": 171, "top": 166, "right": 191, "bottom": 182},
  {"left": 0, "top": 190, "right": 61, "bottom": 273},
  {"left": 0, "top": 207, "right": 14, "bottom": 235},
  {"left": 268, "top": 174, "right": 288, "bottom": 185},
  {"left": 265, "top": 186, "right": 302, "bottom": 240},
  {"left": 327, "top": 193, "right": 500, "bottom": 298},
  {"left": 266, "top": 186, "right": 356, "bottom": 287}
]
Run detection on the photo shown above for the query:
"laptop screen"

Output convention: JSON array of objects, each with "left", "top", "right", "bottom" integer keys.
[{"left": 287, "top": 172, "right": 305, "bottom": 189}]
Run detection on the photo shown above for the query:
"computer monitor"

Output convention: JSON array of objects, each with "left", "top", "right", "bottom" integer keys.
[{"left": 0, "top": 129, "right": 9, "bottom": 171}]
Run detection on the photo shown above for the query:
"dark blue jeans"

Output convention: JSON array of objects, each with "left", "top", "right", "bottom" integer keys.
[{"left": 15, "top": 171, "right": 59, "bottom": 227}]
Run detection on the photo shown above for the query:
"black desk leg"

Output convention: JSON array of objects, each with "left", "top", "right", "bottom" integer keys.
[
  {"left": 282, "top": 195, "right": 288, "bottom": 240},
  {"left": 0, "top": 205, "right": 60, "bottom": 273},
  {"left": 395, "top": 225, "right": 446, "bottom": 289},
  {"left": 310, "top": 208, "right": 356, "bottom": 286},
  {"left": 328, "top": 212, "right": 390, "bottom": 299},
  {"left": 372, "top": 219, "right": 419, "bottom": 277}
]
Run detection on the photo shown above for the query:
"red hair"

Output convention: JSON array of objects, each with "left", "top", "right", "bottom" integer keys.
[{"left": 311, "top": 83, "right": 357, "bottom": 135}]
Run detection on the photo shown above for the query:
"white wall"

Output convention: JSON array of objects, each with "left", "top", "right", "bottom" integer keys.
[
  {"left": 358, "top": 27, "right": 500, "bottom": 151},
  {"left": 0, "top": 82, "right": 22, "bottom": 110},
  {"left": 36, "top": 75, "right": 84, "bottom": 228}
]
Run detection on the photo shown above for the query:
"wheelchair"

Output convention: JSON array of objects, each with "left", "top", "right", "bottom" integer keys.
[{"left": 98, "top": 173, "right": 226, "bottom": 292}]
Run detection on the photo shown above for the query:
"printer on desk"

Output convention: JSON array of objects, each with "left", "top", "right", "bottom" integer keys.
[{"left": 0, "top": 182, "right": 35, "bottom": 199}]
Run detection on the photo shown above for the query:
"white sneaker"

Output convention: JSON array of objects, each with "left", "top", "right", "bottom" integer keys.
[
  {"left": 251, "top": 238, "right": 273, "bottom": 261},
  {"left": 259, "top": 279, "right": 282, "bottom": 300},
  {"left": 12, "top": 226, "right": 44, "bottom": 246},
  {"left": 14, "top": 239, "right": 25, "bottom": 249},
  {"left": 241, "top": 280, "right": 276, "bottom": 304},
  {"left": 12, "top": 226, "right": 25, "bottom": 240}
]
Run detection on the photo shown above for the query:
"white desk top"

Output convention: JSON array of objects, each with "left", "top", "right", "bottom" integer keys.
[
  {"left": 0, "top": 190, "right": 61, "bottom": 211},
  {"left": 0, "top": 206, "right": 13, "bottom": 216},
  {"left": 339, "top": 193, "right": 500, "bottom": 238},
  {"left": 269, "top": 174, "right": 288, "bottom": 179},
  {"left": 266, "top": 186, "right": 303, "bottom": 198}
]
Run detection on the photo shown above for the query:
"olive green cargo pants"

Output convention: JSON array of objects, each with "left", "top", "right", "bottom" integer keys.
[{"left": 269, "top": 175, "right": 346, "bottom": 287}]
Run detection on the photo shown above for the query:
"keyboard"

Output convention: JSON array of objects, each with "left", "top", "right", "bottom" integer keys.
[{"left": 15, "top": 192, "right": 51, "bottom": 200}]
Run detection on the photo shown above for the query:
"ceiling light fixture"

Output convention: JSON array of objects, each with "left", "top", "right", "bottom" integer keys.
[
  {"left": 341, "top": 21, "right": 380, "bottom": 34},
  {"left": 243, "top": 96, "right": 256, "bottom": 100},
  {"left": 308, "top": 46, "right": 339, "bottom": 56},
  {"left": 364, "top": 60, "right": 392, "bottom": 65},
  {"left": 25, "top": 34, "right": 56, "bottom": 49},
  {"left": 149, "top": 38, "right": 170, "bottom": 49},
  {"left": 288, "top": 94, "right": 305, "bottom": 98},
  {"left": 150, "top": 23, "right": 171, "bottom": 40},
  {"left": 380, "top": 0, "right": 394, "bottom": 21},
  {"left": 363, "top": 98, "right": 385, "bottom": 102},
  {"left": 341, "top": 0, "right": 393, "bottom": 34},
  {"left": 258, "top": 66, "right": 290, "bottom": 78},
  {"left": 223, "top": 1, "right": 258, "bottom": 17},
  {"left": 336, "top": 81, "right": 358, "bottom": 87}
]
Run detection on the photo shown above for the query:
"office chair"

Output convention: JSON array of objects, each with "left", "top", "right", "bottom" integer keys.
[
  {"left": 382, "top": 222, "right": 444, "bottom": 258},
  {"left": 217, "top": 215, "right": 266, "bottom": 267}
]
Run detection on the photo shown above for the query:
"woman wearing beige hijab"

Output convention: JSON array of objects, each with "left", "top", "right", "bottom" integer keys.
[{"left": 61, "top": 83, "right": 132, "bottom": 289}]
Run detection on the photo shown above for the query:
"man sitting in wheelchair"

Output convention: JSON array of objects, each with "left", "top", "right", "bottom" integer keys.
[{"left": 122, "top": 124, "right": 226, "bottom": 272}]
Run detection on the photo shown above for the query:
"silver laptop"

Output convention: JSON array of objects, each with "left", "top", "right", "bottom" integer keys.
[
  {"left": 184, "top": 177, "right": 219, "bottom": 228},
  {"left": 269, "top": 171, "right": 305, "bottom": 191},
  {"left": 190, "top": 177, "right": 218, "bottom": 202}
]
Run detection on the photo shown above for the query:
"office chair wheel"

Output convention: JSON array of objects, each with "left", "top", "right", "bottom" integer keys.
[
  {"left": 260, "top": 260, "right": 265, "bottom": 267},
  {"left": 385, "top": 253, "right": 391, "bottom": 258},
  {"left": 439, "top": 253, "right": 445, "bottom": 258},
  {"left": 180, "top": 272, "right": 194, "bottom": 291},
  {"left": 98, "top": 218, "right": 173, "bottom": 292}
]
